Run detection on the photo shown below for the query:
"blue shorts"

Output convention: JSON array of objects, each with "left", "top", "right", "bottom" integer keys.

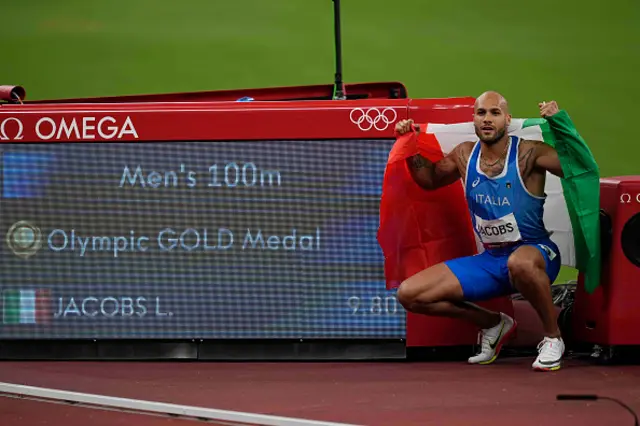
[{"left": 444, "top": 239, "right": 561, "bottom": 302}]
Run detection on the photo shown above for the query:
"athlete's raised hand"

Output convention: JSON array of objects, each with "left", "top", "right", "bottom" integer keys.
[
  {"left": 395, "top": 119, "right": 421, "bottom": 135},
  {"left": 539, "top": 101, "right": 560, "bottom": 117}
]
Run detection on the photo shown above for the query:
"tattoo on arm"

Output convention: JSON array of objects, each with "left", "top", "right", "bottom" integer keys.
[
  {"left": 411, "top": 154, "right": 428, "bottom": 169},
  {"left": 408, "top": 149, "right": 465, "bottom": 189},
  {"left": 455, "top": 145, "right": 470, "bottom": 180},
  {"left": 456, "top": 147, "right": 467, "bottom": 167},
  {"left": 407, "top": 154, "right": 437, "bottom": 189},
  {"left": 519, "top": 141, "right": 542, "bottom": 177}
]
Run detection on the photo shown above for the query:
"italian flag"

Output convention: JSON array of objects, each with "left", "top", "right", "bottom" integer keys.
[
  {"left": 377, "top": 110, "right": 601, "bottom": 294},
  {"left": 2, "top": 289, "right": 52, "bottom": 324}
]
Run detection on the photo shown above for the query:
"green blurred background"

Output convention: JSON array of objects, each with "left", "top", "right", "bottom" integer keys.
[{"left": 2, "top": 0, "right": 639, "bottom": 282}]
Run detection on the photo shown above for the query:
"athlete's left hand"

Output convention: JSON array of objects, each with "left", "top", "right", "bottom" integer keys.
[{"left": 539, "top": 101, "right": 560, "bottom": 117}]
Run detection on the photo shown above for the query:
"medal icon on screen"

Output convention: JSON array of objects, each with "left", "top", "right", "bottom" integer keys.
[{"left": 6, "top": 221, "right": 42, "bottom": 258}]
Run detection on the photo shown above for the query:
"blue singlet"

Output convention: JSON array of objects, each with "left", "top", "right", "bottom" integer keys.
[{"left": 444, "top": 135, "right": 561, "bottom": 301}]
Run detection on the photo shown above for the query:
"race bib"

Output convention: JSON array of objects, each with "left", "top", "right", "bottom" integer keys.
[{"left": 474, "top": 213, "right": 522, "bottom": 244}]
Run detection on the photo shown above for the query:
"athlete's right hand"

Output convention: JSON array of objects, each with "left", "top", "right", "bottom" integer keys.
[{"left": 395, "top": 119, "right": 420, "bottom": 135}]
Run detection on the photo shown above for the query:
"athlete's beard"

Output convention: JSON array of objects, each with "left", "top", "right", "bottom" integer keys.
[{"left": 476, "top": 126, "right": 506, "bottom": 146}]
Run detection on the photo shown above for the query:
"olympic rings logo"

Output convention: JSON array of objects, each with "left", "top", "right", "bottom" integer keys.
[{"left": 349, "top": 107, "right": 397, "bottom": 131}]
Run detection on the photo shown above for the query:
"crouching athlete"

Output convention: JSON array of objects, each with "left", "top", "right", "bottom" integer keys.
[{"left": 395, "top": 92, "right": 567, "bottom": 371}]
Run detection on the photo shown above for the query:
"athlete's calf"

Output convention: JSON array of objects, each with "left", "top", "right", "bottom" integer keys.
[
  {"left": 507, "top": 245, "right": 561, "bottom": 338},
  {"left": 396, "top": 263, "right": 501, "bottom": 330}
]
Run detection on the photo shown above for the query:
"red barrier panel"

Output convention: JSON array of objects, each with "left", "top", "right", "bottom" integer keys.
[{"left": 572, "top": 176, "right": 640, "bottom": 346}]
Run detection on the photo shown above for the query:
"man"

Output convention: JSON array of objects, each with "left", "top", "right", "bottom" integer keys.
[{"left": 394, "top": 91, "right": 567, "bottom": 371}]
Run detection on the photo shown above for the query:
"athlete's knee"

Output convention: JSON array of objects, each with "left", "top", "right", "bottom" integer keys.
[
  {"left": 396, "top": 264, "right": 462, "bottom": 311},
  {"left": 396, "top": 279, "right": 423, "bottom": 311},
  {"left": 507, "top": 247, "right": 545, "bottom": 284},
  {"left": 397, "top": 284, "right": 441, "bottom": 314}
]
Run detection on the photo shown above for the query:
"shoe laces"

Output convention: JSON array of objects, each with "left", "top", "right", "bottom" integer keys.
[
  {"left": 476, "top": 329, "right": 495, "bottom": 353},
  {"left": 537, "top": 337, "right": 561, "bottom": 356}
]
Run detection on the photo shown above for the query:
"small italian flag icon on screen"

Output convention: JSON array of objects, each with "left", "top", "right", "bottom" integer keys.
[{"left": 2, "top": 289, "right": 52, "bottom": 325}]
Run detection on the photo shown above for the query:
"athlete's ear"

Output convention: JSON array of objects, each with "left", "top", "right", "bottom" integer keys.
[{"left": 506, "top": 114, "right": 512, "bottom": 126}]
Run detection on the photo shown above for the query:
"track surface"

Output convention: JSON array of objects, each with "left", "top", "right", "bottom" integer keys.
[
  {"left": 0, "top": 396, "right": 219, "bottom": 426},
  {"left": 1, "top": 358, "right": 639, "bottom": 426}
]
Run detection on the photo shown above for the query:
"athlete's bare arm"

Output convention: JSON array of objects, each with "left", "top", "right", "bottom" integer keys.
[
  {"left": 406, "top": 151, "right": 460, "bottom": 190},
  {"left": 532, "top": 142, "right": 563, "bottom": 177},
  {"left": 517, "top": 100, "right": 567, "bottom": 195},
  {"left": 395, "top": 119, "right": 474, "bottom": 190},
  {"left": 517, "top": 140, "right": 563, "bottom": 196},
  {"left": 535, "top": 100, "right": 565, "bottom": 178},
  {"left": 519, "top": 140, "right": 563, "bottom": 178}
]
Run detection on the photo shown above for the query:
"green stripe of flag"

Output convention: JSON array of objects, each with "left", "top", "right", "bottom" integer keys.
[
  {"left": 524, "top": 112, "right": 601, "bottom": 293},
  {"left": 3, "top": 289, "right": 52, "bottom": 324},
  {"left": 3, "top": 290, "right": 21, "bottom": 324}
]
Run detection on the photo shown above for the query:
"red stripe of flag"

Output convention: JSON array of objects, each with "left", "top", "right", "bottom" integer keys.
[
  {"left": 378, "top": 130, "right": 478, "bottom": 289},
  {"left": 35, "top": 289, "right": 52, "bottom": 325}
]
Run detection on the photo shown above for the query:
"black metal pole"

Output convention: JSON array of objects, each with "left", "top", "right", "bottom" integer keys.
[{"left": 332, "top": 0, "right": 346, "bottom": 100}]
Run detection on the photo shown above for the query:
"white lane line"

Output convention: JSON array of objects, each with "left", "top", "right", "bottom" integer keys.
[{"left": 0, "top": 382, "right": 361, "bottom": 426}]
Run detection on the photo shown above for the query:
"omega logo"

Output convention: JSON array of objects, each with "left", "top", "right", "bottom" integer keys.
[
  {"left": 0, "top": 117, "right": 24, "bottom": 140},
  {"left": 620, "top": 193, "right": 640, "bottom": 204}
]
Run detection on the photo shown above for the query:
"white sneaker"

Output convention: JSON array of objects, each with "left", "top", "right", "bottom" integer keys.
[
  {"left": 468, "top": 313, "right": 517, "bottom": 365},
  {"left": 532, "top": 336, "right": 565, "bottom": 371}
]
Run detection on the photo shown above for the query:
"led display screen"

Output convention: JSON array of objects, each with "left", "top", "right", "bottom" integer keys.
[{"left": 0, "top": 139, "right": 405, "bottom": 339}]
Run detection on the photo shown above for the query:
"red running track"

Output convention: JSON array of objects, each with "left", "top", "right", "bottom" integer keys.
[{"left": 1, "top": 357, "right": 640, "bottom": 426}]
